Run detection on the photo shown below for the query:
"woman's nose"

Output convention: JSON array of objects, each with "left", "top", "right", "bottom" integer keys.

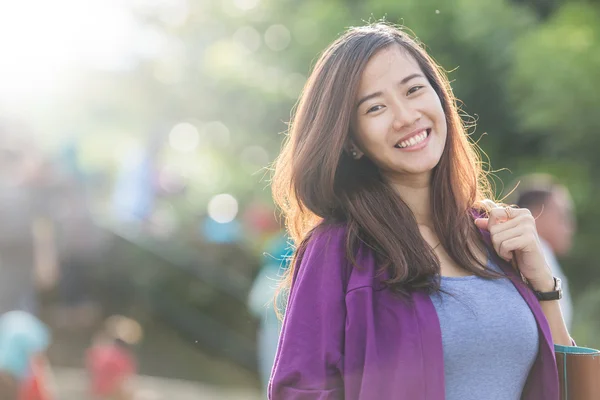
[{"left": 391, "top": 101, "right": 421, "bottom": 131}]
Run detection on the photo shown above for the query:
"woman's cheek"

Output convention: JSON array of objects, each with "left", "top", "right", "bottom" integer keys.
[
  {"left": 356, "top": 115, "right": 390, "bottom": 151},
  {"left": 369, "top": 116, "right": 390, "bottom": 137}
]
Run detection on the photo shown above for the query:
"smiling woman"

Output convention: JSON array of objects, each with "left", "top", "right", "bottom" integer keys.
[
  {"left": 350, "top": 47, "right": 447, "bottom": 179},
  {"left": 269, "top": 22, "right": 571, "bottom": 400}
]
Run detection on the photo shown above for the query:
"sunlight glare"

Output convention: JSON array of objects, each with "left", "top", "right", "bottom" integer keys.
[{"left": 0, "top": 0, "right": 138, "bottom": 107}]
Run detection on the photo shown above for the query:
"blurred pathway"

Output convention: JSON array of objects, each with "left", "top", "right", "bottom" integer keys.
[
  {"left": 54, "top": 368, "right": 261, "bottom": 400},
  {"left": 45, "top": 308, "right": 259, "bottom": 384},
  {"left": 44, "top": 306, "right": 261, "bottom": 398}
]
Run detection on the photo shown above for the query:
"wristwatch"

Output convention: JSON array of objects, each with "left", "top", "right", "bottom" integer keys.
[{"left": 532, "top": 277, "right": 562, "bottom": 301}]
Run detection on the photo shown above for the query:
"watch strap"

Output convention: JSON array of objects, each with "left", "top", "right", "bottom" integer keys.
[{"left": 533, "top": 277, "right": 562, "bottom": 301}]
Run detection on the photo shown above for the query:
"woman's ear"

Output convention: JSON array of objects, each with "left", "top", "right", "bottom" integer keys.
[{"left": 345, "top": 141, "right": 364, "bottom": 160}]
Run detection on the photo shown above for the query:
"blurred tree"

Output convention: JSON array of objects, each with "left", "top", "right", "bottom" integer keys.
[
  {"left": 511, "top": 0, "right": 563, "bottom": 19},
  {"left": 510, "top": 2, "right": 600, "bottom": 297}
]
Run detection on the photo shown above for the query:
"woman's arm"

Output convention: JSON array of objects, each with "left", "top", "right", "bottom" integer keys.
[
  {"left": 526, "top": 274, "right": 572, "bottom": 345},
  {"left": 475, "top": 206, "right": 572, "bottom": 346},
  {"left": 269, "top": 226, "right": 347, "bottom": 400}
]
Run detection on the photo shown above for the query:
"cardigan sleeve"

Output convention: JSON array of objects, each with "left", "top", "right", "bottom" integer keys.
[{"left": 268, "top": 225, "right": 347, "bottom": 400}]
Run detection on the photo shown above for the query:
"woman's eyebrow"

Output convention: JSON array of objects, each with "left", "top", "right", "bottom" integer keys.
[{"left": 356, "top": 91, "right": 382, "bottom": 109}]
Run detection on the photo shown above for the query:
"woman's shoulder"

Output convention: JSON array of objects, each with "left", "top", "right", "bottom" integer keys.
[
  {"left": 298, "top": 221, "right": 348, "bottom": 266},
  {"left": 299, "top": 221, "right": 381, "bottom": 292},
  {"left": 307, "top": 221, "right": 347, "bottom": 244}
]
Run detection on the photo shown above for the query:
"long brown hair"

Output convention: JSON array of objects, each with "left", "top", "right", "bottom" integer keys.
[{"left": 272, "top": 23, "right": 494, "bottom": 297}]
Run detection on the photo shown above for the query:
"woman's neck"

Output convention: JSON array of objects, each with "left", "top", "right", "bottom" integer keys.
[{"left": 387, "top": 174, "right": 433, "bottom": 226}]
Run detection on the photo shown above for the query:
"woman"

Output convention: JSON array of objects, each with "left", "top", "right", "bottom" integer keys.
[{"left": 269, "top": 23, "right": 571, "bottom": 400}]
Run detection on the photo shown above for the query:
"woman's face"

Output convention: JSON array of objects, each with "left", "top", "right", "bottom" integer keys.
[{"left": 351, "top": 45, "right": 447, "bottom": 183}]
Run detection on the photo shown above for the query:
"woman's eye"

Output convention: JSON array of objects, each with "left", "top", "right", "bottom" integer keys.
[
  {"left": 366, "top": 105, "right": 384, "bottom": 114},
  {"left": 407, "top": 85, "right": 424, "bottom": 95}
]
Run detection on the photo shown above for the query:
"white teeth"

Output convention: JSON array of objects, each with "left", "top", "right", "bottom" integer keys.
[{"left": 396, "top": 131, "right": 428, "bottom": 149}]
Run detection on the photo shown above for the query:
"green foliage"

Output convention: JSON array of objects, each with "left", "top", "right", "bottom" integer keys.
[
  {"left": 509, "top": 2, "right": 600, "bottom": 298},
  {"left": 512, "top": 3, "right": 600, "bottom": 160},
  {"left": 571, "top": 285, "right": 600, "bottom": 348}
]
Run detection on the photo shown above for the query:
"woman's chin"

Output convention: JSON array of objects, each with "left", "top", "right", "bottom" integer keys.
[
  {"left": 390, "top": 159, "right": 441, "bottom": 178},
  {"left": 383, "top": 168, "right": 435, "bottom": 185}
]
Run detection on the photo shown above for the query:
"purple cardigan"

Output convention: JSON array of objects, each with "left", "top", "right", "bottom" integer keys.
[{"left": 269, "top": 224, "right": 559, "bottom": 399}]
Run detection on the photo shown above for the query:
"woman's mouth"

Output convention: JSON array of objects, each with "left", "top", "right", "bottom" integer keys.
[{"left": 394, "top": 129, "right": 431, "bottom": 150}]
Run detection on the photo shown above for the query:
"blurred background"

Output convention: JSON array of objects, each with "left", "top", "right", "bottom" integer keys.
[{"left": 0, "top": 0, "right": 599, "bottom": 398}]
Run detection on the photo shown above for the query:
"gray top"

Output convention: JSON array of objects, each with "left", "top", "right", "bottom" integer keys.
[{"left": 430, "top": 259, "right": 539, "bottom": 400}]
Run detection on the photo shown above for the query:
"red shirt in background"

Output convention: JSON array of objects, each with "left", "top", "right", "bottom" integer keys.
[
  {"left": 86, "top": 344, "right": 136, "bottom": 396},
  {"left": 19, "top": 357, "right": 53, "bottom": 400}
]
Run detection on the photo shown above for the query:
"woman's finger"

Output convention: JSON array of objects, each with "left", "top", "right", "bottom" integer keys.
[
  {"left": 474, "top": 218, "right": 489, "bottom": 231},
  {"left": 492, "top": 226, "right": 527, "bottom": 259},
  {"left": 475, "top": 218, "right": 518, "bottom": 260},
  {"left": 489, "top": 213, "right": 535, "bottom": 237},
  {"left": 487, "top": 207, "right": 532, "bottom": 231},
  {"left": 492, "top": 224, "right": 527, "bottom": 244},
  {"left": 497, "top": 235, "right": 527, "bottom": 261}
]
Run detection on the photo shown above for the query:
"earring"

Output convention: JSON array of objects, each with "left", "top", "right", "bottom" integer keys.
[{"left": 351, "top": 150, "right": 358, "bottom": 158}]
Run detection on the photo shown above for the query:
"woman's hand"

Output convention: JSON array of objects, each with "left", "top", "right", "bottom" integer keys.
[{"left": 474, "top": 206, "right": 555, "bottom": 292}]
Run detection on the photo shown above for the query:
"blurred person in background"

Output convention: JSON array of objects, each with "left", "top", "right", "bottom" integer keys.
[
  {"left": 86, "top": 315, "right": 142, "bottom": 400},
  {"left": 49, "top": 164, "right": 103, "bottom": 330},
  {"left": 7, "top": 146, "right": 100, "bottom": 331},
  {"left": 0, "top": 311, "right": 55, "bottom": 400},
  {"left": 111, "top": 129, "right": 163, "bottom": 228},
  {"left": 269, "top": 23, "right": 571, "bottom": 399},
  {"left": 247, "top": 230, "right": 293, "bottom": 397},
  {"left": 0, "top": 138, "right": 59, "bottom": 315},
  {"left": 514, "top": 174, "right": 575, "bottom": 329}
]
